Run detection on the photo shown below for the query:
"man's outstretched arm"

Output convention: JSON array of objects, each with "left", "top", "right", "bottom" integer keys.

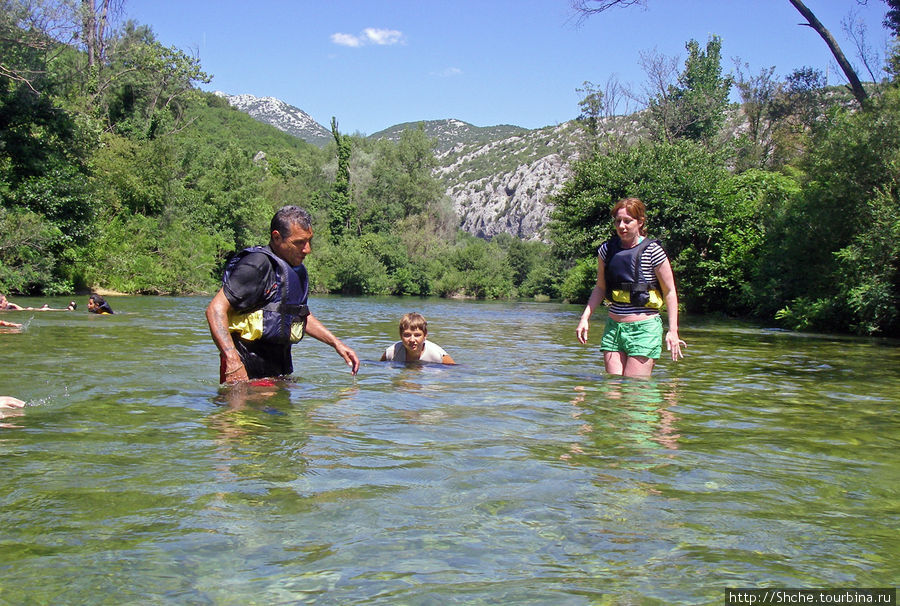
[{"left": 304, "top": 313, "right": 360, "bottom": 375}]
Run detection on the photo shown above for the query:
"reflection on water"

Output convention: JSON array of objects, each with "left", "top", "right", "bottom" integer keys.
[
  {"left": 1, "top": 296, "right": 898, "bottom": 604},
  {"left": 563, "top": 380, "right": 680, "bottom": 464}
]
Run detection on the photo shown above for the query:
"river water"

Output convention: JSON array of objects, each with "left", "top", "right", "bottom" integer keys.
[{"left": 1, "top": 295, "right": 898, "bottom": 605}]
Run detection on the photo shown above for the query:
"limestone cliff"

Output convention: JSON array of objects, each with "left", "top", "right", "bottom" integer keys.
[{"left": 435, "top": 122, "right": 583, "bottom": 241}]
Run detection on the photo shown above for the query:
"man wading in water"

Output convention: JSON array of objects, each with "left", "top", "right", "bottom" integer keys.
[{"left": 206, "top": 205, "right": 359, "bottom": 384}]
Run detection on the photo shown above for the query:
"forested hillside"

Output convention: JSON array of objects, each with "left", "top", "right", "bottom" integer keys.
[{"left": 2, "top": 1, "right": 899, "bottom": 336}]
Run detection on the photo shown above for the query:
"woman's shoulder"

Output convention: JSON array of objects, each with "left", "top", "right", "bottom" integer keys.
[
  {"left": 644, "top": 239, "right": 668, "bottom": 266},
  {"left": 643, "top": 238, "right": 666, "bottom": 254},
  {"left": 598, "top": 237, "right": 615, "bottom": 259}
]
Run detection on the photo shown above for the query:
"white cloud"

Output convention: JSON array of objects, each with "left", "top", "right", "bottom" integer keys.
[
  {"left": 363, "top": 28, "right": 403, "bottom": 45},
  {"left": 437, "top": 66, "right": 462, "bottom": 77},
  {"left": 331, "top": 28, "right": 404, "bottom": 48},
  {"left": 331, "top": 32, "right": 363, "bottom": 47}
]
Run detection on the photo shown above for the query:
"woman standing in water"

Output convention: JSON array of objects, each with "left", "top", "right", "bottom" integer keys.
[{"left": 576, "top": 198, "right": 685, "bottom": 378}]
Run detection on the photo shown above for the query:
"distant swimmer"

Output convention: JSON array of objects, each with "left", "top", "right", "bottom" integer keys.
[
  {"left": 381, "top": 312, "right": 455, "bottom": 364},
  {"left": 0, "top": 396, "right": 25, "bottom": 427},
  {"left": 87, "top": 294, "right": 114, "bottom": 314},
  {"left": 34, "top": 301, "right": 77, "bottom": 311},
  {"left": 0, "top": 294, "right": 24, "bottom": 311},
  {"left": 2, "top": 294, "right": 77, "bottom": 312}
]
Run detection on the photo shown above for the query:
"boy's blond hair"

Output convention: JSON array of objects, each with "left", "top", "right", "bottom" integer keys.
[{"left": 399, "top": 312, "right": 427, "bottom": 334}]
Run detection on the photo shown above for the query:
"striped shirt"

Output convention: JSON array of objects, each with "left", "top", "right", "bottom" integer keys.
[{"left": 598, "top": 237, "right": 668, "bottom": 315}]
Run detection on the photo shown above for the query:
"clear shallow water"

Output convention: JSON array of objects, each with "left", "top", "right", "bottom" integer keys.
[{"left": 1, "top": 296, "right": 898, "bottom": 605}]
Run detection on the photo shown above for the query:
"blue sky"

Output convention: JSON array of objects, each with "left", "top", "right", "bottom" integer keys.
[{"left": 124, "top": 0, "right": 894, "bottom": 135}]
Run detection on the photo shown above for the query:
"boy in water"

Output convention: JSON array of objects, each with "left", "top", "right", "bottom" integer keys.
[{"left": 381, "top": 313, "right": 455, "bottom": 364}]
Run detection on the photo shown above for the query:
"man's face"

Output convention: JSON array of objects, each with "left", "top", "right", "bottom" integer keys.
[{"left": 271, "top": 223, "right": 313, "bottom": 267}]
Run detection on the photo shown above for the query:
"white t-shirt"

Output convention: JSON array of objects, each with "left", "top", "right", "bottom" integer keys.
[{"left": 383, "top": 340, "right": 450, "bottom": 363}]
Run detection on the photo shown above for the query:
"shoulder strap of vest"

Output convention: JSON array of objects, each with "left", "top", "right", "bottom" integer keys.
[
  {"left": 606, "top": 235, "right": 621, "bottom": 259},
  {"left": 630, "top": 237, "right": 654, "bottom": 283},
  {"left": 254, "top": 248, "right": 310, "bottom": 318}
]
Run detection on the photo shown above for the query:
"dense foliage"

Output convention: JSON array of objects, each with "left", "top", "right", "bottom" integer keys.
[
  {"left": 0, "top": 1, "right": 555, "bottom": 302},
  {"left": 2, "top": 1, "right": 898, "bottom": 337}
]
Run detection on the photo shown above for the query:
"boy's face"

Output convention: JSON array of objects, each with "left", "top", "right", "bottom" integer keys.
[{"left": 400, "top": 327, "right": 427, "bottom": 355}]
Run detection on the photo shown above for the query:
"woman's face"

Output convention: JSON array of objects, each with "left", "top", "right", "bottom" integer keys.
[{"left": 613, "top": 207, "right": 644, "bottom": 244}]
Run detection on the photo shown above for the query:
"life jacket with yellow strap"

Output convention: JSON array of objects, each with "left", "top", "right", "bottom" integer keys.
[
  {"left": 604, "top": 235, "right": 665, "bottom": 309},
  {"left": 224, "top": 246, "right": 310, "bottom": 344}
]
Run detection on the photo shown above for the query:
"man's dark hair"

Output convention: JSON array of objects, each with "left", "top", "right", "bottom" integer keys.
[{"left": 271, "top": 206, "right": 312, "bottom": 237}]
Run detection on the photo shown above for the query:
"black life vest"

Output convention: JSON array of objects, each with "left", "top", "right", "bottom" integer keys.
[
  {"left": 222, "top": 246, "right": 310, "bottom": 344},
  {"left": 604, "top": 236, "right": 664, "bottom": 309}
]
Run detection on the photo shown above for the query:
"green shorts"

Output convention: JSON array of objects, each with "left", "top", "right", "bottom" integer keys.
[{"left": 599, "top": 314, "right": 663, "bottom": 359}]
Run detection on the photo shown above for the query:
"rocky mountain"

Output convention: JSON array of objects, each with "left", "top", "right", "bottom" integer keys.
[
  {"left": 369, "top": 119, "right": 528, "bottom": 154},
  {"left": 371, "top": 118, "right": 587, "bottom": 240},
  {"left": 215, "top": 92, "right": 332, "bottom": 147},
  {"left": 435, "top": 121, "right": 582, "bottom": 240},
  {"left": 399, "top": 114, "right": 646, "bottom": 241},
  {"left": 217, "top": 93, "right": 612, "bottom": 241}
]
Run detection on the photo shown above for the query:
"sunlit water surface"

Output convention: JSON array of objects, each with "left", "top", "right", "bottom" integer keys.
[{"left": 1, "top": 296, "right": 898, "bottom": 605}]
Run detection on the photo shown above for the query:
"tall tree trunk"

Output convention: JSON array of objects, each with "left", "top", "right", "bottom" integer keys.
[
  {"left": 787, "top": 0, "right": 868, "bottom": 106},
  {"left": 82, "top": 0, "right": 96, "bottom": 68},
  {"left": 81, "top": 0, "right": 111, "bottom": 69}
]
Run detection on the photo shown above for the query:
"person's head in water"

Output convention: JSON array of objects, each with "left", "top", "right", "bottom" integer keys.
[
  {"left": 398, "top": 313, "right": 429, "bottom": 357},
  {"left": 88, "top": 294, "right": 114, "bottom": 314},
  {"left": 269, "top": 205, "right": 314, "bottom": 267}
]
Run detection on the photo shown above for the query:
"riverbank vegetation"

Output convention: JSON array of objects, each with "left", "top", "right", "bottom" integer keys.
[{"left": 1, "top": 1, "right": 898, "bottom": 336}]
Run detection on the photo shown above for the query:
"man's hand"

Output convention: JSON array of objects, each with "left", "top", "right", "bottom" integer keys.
[
  {"left": 335, "top": 342, "right": 360, "bottom": 375},
  {"left": 221, "top": 348, "right": 249, "bottom": 383}
]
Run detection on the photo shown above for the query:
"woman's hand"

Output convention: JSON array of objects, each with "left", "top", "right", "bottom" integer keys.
[
  {"left": 666, "top": 330, "right": 686, "bottom": 361},
  {"left": 576, "top": 317, "right": 590, "bottom": 344}
]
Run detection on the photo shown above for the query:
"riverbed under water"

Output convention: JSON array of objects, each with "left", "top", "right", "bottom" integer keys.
[{"left": 1, "top": 295, "right": 898, "bottom": 605}]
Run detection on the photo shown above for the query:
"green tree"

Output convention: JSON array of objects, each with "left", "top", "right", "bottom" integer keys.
[
  {"left": 98, "top": 22, "right": 211, "bottom": 138},
  {"left": 328, "top": 117, "right": 352, "bottom": 241},
  {"left": 493, "top": 233, "right": 562, "bottom": 298},
  {"left": 364, "top": 124, "right": 443, "bottom": 232},
  {"left": 773, "top": 87, "right": 900, "bottom": 335},
  {"left": 441, "top": 235, "right": 515, "bottom": 299},
  {"left": 886, "top": 0, "right": 900, "bottom": 36},
  {"left": 646, "top": 36, "right": 732, "bottom": 144},
  {"left": 0, "top": 207, "right": 67, "bottom": 294}
]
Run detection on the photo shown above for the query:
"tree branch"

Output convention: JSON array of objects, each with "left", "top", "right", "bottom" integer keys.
[{"left": 788, "top": 0, "right": 868, "bottom": 106}]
